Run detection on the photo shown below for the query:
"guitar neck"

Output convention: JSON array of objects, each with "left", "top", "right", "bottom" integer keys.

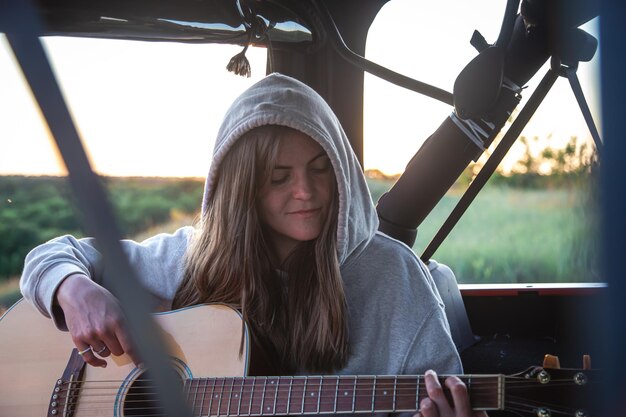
[{"left": 182, "top": 375, "right": 502, "bottom": 416}]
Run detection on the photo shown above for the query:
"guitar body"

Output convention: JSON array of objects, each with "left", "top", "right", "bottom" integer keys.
[
  {"left": 0, "top": 299, "right": 600, "bottom": 417},
  {"left": 0, "top": 299, "right": 248, "bottom": 417}
]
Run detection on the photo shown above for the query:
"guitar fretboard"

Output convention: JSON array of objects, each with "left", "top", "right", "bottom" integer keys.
[{"left": 182, "top": 375, "right": 501, "bottom": 416}]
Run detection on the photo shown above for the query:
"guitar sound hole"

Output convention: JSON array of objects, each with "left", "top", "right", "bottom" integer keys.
[{"left": 123, "top": 369, "right": 183, "bottom": 416}]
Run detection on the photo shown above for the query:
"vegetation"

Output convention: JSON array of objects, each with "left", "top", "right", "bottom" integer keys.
[
  {"left": 365, "top": 134, "right": 600, "bottom": 284},
  {"left": 0, "top": 176, "right": 203, "bottom": 280},
  {"left": 0, "top": 139, "right": 600, "bottom": 311}
]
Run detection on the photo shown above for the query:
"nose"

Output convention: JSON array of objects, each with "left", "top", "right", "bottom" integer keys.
[{"left": 292, "top": 173, "right": 314, "bottom": 200}]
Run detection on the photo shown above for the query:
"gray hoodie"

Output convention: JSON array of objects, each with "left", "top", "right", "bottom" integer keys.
[{"left": 20, "top": 73, "right": 461, "bottom": 381}]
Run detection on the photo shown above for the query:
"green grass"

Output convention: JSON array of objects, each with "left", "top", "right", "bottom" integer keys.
[
  {"left": 367, "top": 178, "right": 600, "bottom": 284},
  {"left": 0, "top": 175, "right": 600, "bottom": 312}
]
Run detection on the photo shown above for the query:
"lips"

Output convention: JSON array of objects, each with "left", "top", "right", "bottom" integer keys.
[{"left": 288, "top": 208, "right": 321, "bottom": 217}]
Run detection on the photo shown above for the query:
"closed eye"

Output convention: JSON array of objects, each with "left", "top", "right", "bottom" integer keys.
[
  {"left": 310, "top": 156, "right": 331, "bottom": 173},
  {"left": 270, "top": 172, "right": 290, "bottom": 185}
]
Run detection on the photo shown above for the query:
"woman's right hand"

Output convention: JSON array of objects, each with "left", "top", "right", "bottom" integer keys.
[{"left": 56, "top": 274, "right": 139, "bottom": 367}]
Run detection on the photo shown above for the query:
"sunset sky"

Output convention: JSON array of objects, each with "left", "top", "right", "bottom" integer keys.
[{"left": 0, "top": 0, "right": 601, "bottom": 177}]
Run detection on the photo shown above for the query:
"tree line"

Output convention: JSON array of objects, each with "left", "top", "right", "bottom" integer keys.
[
  {"left": 0, "top": 176, "right": 204, "bottom": 280},
  {"left": 1, "top": 136, "right": 598, "bottom": 283}
]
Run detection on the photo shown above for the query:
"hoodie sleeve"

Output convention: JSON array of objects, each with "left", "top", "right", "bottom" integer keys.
[
  {"left": 19, "top": 226, "right": 193, "bottom": 329},
  {"left": 400, "top": 304, "right": 463, "bottom": 376}
]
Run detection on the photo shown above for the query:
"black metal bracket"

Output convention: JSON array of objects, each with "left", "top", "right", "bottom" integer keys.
[
  {"left": 421, "top": 68, "right": 559, "bottom": 262},
  {"left": 311, "top": 0, "right": 454, "bottom": 106}
]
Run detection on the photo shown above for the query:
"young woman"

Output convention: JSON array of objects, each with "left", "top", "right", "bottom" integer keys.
[{"left": 20, "top": 73, "right": 483, "bottom": 417}]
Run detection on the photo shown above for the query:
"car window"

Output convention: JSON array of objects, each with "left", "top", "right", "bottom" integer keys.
[
  {"left": 1, "top": 35, "right": 267, "bottom": 177},
  {"left": 364, "top": 0, "right": 601, "bottom": 284},
  {"left": 0, "top": 35, "right": 267, "bottom": 303},
  {"left": 0, "top": 1, "right": 602, "bottom": 292}
]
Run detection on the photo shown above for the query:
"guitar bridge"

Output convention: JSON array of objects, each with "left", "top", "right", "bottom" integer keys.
[{"left": 48, "top": 348, "right": 86, "bottom": 417}]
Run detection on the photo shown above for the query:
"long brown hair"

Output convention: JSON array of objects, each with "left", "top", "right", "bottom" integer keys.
[{"left": 172, "top": 125, "right": 348, "bottom": 372}]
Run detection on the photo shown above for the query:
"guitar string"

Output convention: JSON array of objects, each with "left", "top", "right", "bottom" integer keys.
[
  {"left": 55, "top": 375, "right": 574, "bottom": 386},
  {"left": 50, "top": 389, "right": 531, "bottom": 413},
  {"left": 40, "top": 402, "right": 556, "bottom": 417},
  {"left": 52, "top": 376, "right": 592, "bottom": 412},
  {"left": 56, "top": 379, "right": 504, "bottom": 392},
  {"left": 507, "top": 387, "right": 597, "bottom": 414},
  {"left": 506, "top": 396, "right": 582, "bottom": 414},
  {"left": 502, "top": 405, "right": 545, "bottom": 416},
  {"left": 50, "top": 395, "right": 581, "bottom": 415},
  {"left": 44, "top": 401, "right": 579, "bottom": 417},
  {"left": 54, "top": 388, "right": 501, "bottom": 403},
  {"left": 53, "top": 378, "right": 590, "bottom": 399},
  {"left": 54, "top": 379, "right": 580, "bottom": 415},
  {"left": 53, "top": 381, "right": 502, "bottom": 402},
  {"left": 506, "top": 401, "right": 571, "bottom": 416},
  {"left": 54, "top": 377, "right": 591, "bottom": 392}
]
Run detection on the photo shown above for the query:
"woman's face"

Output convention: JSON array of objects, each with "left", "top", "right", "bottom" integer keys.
[{"left": 258, "top": 130, "right": 334, "bottom": 263}]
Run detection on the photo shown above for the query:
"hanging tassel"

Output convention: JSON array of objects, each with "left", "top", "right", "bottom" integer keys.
[
  {"left": 227, "top": 28, "right": 253, "bottom": 78},
  {"left": 226, "top": 43, "right": 252, "bottom": 77}
]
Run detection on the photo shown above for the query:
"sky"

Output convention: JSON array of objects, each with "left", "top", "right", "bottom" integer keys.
[{"left": 0, "top": 0, "right": 601, "bottom": 177}]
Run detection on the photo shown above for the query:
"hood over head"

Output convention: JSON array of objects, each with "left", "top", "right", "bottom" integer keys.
[{"left": 202, "top": 73, "right": 378, "bottom": 264}]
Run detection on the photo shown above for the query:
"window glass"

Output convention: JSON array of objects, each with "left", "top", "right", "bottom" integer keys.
[
  {"left": 364, "top": 1, "right": 601, "bottom": 283},
  {"left": 1, "top": 35, "right": 267, "bottom": 177},
  {"left": 0, "top": 35, "right": 267, "bottom": 311}
]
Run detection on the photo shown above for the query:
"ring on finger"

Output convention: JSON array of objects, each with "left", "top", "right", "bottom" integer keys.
[
  {"left": 94, "top": 345, "right": 107, "bottom": 355},
  {"left": 78, "top": 346, "right": 92, "bottom": 356}
]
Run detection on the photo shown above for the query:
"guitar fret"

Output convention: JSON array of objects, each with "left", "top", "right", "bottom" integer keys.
[
  {"left": 193, "top": 380, "right": 202, "bottom": 413},
  {"left": 227, "top": 378, "right": 234, "bottom": 416},
  {"left": 238, "top": 377, "right": 244, "bottom": 416},
  {"left": 352, "top": 376, "right": 356, "bottom": 412},
  {"left": 415, "top": 376, "right": 420, "bottom": 412},
  {"left": 333, "top": 376, "right": 339, "bottom": 413},
  {"left": 260, "top": 377, "right": 268, "bottom": 415},
  {"left": 189, "top": 373, "right": 503, "bottom": 417},
  {"left": 217, "top": 378, "right": 226, "bottom": 416},
  {"left": 249, "top": 378, "right": 256, "bottom": 416},
  {"left": 274, "top": 378, "right": 280, "bottom": 415},
  {"left": 208, "top": 379, "right": 216, "bottom": 417},
  {"left": 393, "top": 376, "right": 397, "bottom": 412},
  {"left": 371, "top": 376, "right": 376, "bottom": 412},
  {"left": 301, "top": 377, "right": 307, "bottom": 414},
  {"left": 286, "top": 377, "right": 293, "bottom": 414},
  {"left": 317, "top": 377, "right": 323, "bottom": 414},
  {"left": 199, "top": 378, "right": 207, "bottom": 417}
]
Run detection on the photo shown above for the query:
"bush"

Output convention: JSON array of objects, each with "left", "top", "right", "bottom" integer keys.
[{"left": 0, "top": 176, "right": 203, "bottom": 280}]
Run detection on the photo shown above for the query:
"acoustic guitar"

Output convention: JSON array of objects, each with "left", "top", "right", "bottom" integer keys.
[{"left": 0, "top": 299, "right": 599, "bottom": 416}]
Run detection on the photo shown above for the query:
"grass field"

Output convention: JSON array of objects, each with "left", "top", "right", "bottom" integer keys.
[
  {"left": 0, "top": 177, "right": 600, "bottom": 312},
  {"left": 367, "top": 178, "right": 600, "bottom": 283}
]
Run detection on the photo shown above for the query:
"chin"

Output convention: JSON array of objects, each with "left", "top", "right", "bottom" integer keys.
[{"left": 290, "top": 229, "right": 322, "bottom": 242}]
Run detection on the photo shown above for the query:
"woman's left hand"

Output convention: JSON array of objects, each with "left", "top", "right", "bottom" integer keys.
[{"left": 414, "top": 370, "right": 488, "bottom": 417}]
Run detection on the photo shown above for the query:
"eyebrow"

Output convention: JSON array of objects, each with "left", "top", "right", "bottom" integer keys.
[{"left": 274, "top": 151, "right": 328, "bottom": 170}]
